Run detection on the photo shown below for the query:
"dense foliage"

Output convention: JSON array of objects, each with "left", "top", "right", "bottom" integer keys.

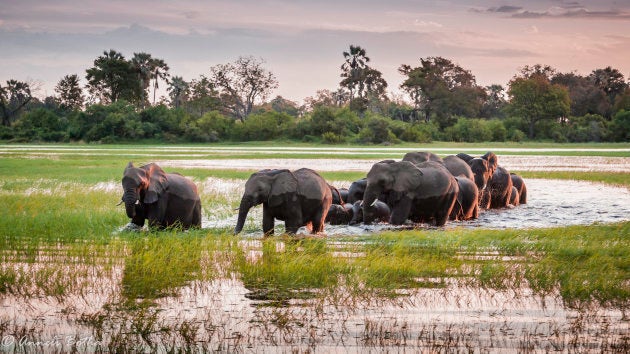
[{"left": 1, "top": 46, "right": 629, "bottom": 143}]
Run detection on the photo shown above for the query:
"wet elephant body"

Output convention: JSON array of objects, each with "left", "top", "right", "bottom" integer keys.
[
  {"left": 402, "top": 151, "right": 444, "bottom": 166},
  {"left": 121, "top": 162, "right": 201, "bottom": 230},
  {"left": 234, "top": 168, "right": 332, "bottom": 235},
  {"left": 450, "top": 176, "right": 479, "bottom": 221},
  {"left": 488, "top": 166, "right": 513, "bottom": 208},
  {"left": 326, "top": 203, "right": 354, "bottom": 225},
  {"left": 510, "top": 173, "right": 527, "bottom": 204},
  {"left": 351, "top": 200, "right": 390, "bottom": 225},
  {"left": 363, "top": 161, "right": 458, "bottom": 227}
]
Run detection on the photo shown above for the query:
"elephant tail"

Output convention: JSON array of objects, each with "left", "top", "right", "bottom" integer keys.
[{"left": 329, "top": 184, "right": 344, "bottom": 204}]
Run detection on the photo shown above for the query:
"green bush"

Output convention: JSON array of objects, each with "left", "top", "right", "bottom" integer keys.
[
  {"left": 610, "top": 110, "right": 630, "bottom": 142},
  {"left": 181, "top": 111, "right": 233, "bottom": 142},
  {"left": 233, "top": 111, "right": 295, "bottom": 141},
  {"left": 13, "top": 108, "right": 68, "bottom": 142},
  {"left": 356, "top": 115, "right": 399, "bottom": 144},
  {"left": 322, "top": 131, "right": 345, "bottom": 144}
]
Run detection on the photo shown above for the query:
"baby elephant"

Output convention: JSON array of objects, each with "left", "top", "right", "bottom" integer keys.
[
  {"left": 351, "top": 200, "right": 391, "bottom": 225},
  {"left": 121, "top": 162, "right": 202, "bottom": 230}
]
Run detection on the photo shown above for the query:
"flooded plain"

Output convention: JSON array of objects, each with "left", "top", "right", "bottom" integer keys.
[{"left": 1, "top": 146, "right": 629, "bottom": 352}]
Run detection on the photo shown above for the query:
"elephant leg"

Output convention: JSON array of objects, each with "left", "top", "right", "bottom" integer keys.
[
  {"left": 191, "top": 201, "right": 202, "bottom": 228},
  {"left": 262, "top": 206, "right": 275, "bottom": 236},
  {"left": 390, "top": 197, "right": 412, "bottom": 225},
  {"left": 311, "top": 208, "right": 329, "bottom": 234},
  {"left": 284, "top": 221, "right": 301, "bottom": 234}
]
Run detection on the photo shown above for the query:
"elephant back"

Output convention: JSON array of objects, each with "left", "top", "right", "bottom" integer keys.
[
  {"left": 166, "top": 173, "right": 200, "bottom": 202},
  {"left": 294, "top": 168, "right": 330, "bottom": 201},
  {"left": 402, "top": 151, "right": 443, "bottom": 166},
  {"left": 443, "top": 155, "right": 474, "bottom": 180}
]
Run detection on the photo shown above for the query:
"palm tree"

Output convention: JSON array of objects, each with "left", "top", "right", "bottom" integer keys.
[
  {"left": 131, "top": 52, "right": 153, "bottom": 106},
  {"left": 340, "top": 45, "right": 370, "bottom": 99},
  {"left": 131, "top": 53, "right": 170, "bottom": 106},
  {"left": 150, "top": 58, "right": 169, "bottom": 104}
]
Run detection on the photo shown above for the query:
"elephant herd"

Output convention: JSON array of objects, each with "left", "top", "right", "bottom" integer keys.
[
  {"left": 325, "top": 151, "right": 527, "bottom": 230},
  {"left": 120, "top": 151, "right": 527, "bottom": 234}
]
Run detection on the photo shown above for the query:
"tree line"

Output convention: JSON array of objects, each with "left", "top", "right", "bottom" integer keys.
[{"left": 1, "top": 45, "right": 629, "bottom": 144}]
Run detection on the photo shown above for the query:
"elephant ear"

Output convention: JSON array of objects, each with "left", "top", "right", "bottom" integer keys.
[
  {"left": 268, "top": 170, "right": 298, "bottom": 208},
  {"left": 142, "top": 163, "right": 167, "bottom": 204},
  {"left": 393, "top": 162, "right": 424, "bottom": 195}
]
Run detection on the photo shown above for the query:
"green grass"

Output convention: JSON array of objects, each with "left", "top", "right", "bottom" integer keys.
[{"left": 1, "top": 143, "right": 629, "bottom": 311}]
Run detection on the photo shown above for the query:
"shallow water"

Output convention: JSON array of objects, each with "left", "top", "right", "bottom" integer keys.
[
  {"left": 159, "top": 155, "right": 630, "bottom": 172},
  {"left": 206, "top": 178, "right": 630, "bottom": 235}
]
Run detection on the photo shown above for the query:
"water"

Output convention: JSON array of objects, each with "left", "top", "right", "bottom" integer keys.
[{"left": 208, "top": 178, "right": 630, "bottom": 234}]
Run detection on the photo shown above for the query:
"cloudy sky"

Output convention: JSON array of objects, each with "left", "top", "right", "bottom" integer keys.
[{"left": 1, "top": 0, "right": 629, "bottom": 103}]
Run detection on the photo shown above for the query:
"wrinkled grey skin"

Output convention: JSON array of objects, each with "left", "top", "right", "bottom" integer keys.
[
  {"left": 347, "top": 178, "right": 367, "bottom": 204},
  {"left": 488, "top": 166, "right": 513, "bottom": 209},
  {"left": 330, "top": 186, "right": 348, "bottom": 205},
  {"left": 509, "top": 186, "right": 520, "bottom": 206},
  {"left": 510, "top": 173, "right": 527, "bottom": 204},
  {"left": 457, "top": 153, "right": 494, "bottom": 209},
  {"left": 351, "top": 200, "right": 390, "bottom": 225},
  {"left": 234, "top": 168, "right": 332, "bottom": 235},
  {"left": 450, "top": 176, "right": 479, "bottom": 221},
  {"left": 363, "top": 161, "right": 458, "bottom": 226},
  {"left": 121, "top": 162, "right": 201, "bottom": 230},
  {"left": 326, "top": 203, "right": 353, "bottom": 225},
  {"left": 443, "top": 155, "right": 474, "bottom": 181},
  {"left": 402, "top": 151, "right": 444, "bottom": 166}
]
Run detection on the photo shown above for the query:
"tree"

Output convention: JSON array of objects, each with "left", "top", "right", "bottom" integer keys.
[
  {"left": 399, "top": 57, "right": 480, "bottom": 126},
  {"left": 589, "top": 66, "right": 628, "bottom": 118},
  {"left": 167, "top": 76, "right": 189, "bottom": 109},
  {"left": 186, "top": 75, "right": 221, "bottom": 116},
  {"left": 506, "top": 74, "right": 570, "bottom": 139},
  {"left": 55, "top": 74, "right": 84, "bottom": 110},
  {"left": 340, "top": 45, "right": 370, "bottom": 99},
  {"left": 478, "top": 85, "right": 506, "bottom": 118},
  {"left": 131, "top": 53, "right": 170, "bottom": 106},
  {"left": 85, "top": 49, "right": 143, "bottom": 104},
  {"left": 209, "top": 56, "right": 278, "bottom": 121},
  {"left": 0, "top": 80, "right": 33, "bottom": 126},
  {"left": 551, "top": 72, "right": 609, "bottom": 117}
]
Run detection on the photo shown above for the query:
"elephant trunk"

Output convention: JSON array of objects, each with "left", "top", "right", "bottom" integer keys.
[
  {"left": 362, "top": 186, "right": 380, "bottom": 224},
  {"left": 234, "top": 198, "right": 253, "bottom": 235},
  {"left": 123, "top": 188, "right": 137, "bottom": 218}
]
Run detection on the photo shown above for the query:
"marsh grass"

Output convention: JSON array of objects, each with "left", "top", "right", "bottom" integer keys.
[{"left": 1, "top": 144, "right": 629, "bottom": 351}]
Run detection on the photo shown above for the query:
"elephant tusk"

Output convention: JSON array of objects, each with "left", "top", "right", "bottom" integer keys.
[
  {"left": 370, "top": 199, "right": 380, "bottom": 207},
  {"left": 116, "top": 200, "right": 123, "bottom": 206},
  {"left": 135, "top": 200, "right": 140, "bottom": 205},
  {"left": 233, "top": 207, "right": 240, "bottom": 211}
]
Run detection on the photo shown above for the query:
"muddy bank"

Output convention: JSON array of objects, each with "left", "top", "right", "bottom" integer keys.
[{"left": 160, "top": 155, "right": 630, "bottom": 172}]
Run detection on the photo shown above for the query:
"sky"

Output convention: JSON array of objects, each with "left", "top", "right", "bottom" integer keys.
[{"left": 1, "top": 0, "right": 630, "bottom": 104}]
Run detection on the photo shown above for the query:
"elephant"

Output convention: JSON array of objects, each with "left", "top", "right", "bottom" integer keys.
[
  {"left": 121, "top": 162, "right": 202, "bottom": 230},
  {"left": 362, "top": 161, "right": 458, "bottom": 226},
  {"left": 326, "top": 203, "right": 354, "bottom": 225},
  {"left": 456, "top": 153, "right": 493, "bottom": 209},
  {"left": 346, "top": 178, "right": 367, "bottom": 204},
  {"left": 350, "top": 200, "right": 391, "bottom": 225},
  {"left": 450, "top": 176, "right": 479, "bottom": 221},
  {"left": 488, "top": 166, "right": 513, "bottom": 209},
  {"left": 330, "top": 185, "right": 348, "bottom": 205},
  {"left": 443, "top": 155, "right": 474, "bottom": 181},
  {"left": 510, "top": 173, "right": 527, "bottom": 204},
  {"left": 482, "top": 151, "right": 499, "bottom": 176},
  {"left": 509, "top": 186, "right": 520, "bottom": 206},
  {"left": 402, "top": 151, "right": 443, "bottom": 165},
  {"left": 234, "top": 168, "right": 332, "bottom": 235}
]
